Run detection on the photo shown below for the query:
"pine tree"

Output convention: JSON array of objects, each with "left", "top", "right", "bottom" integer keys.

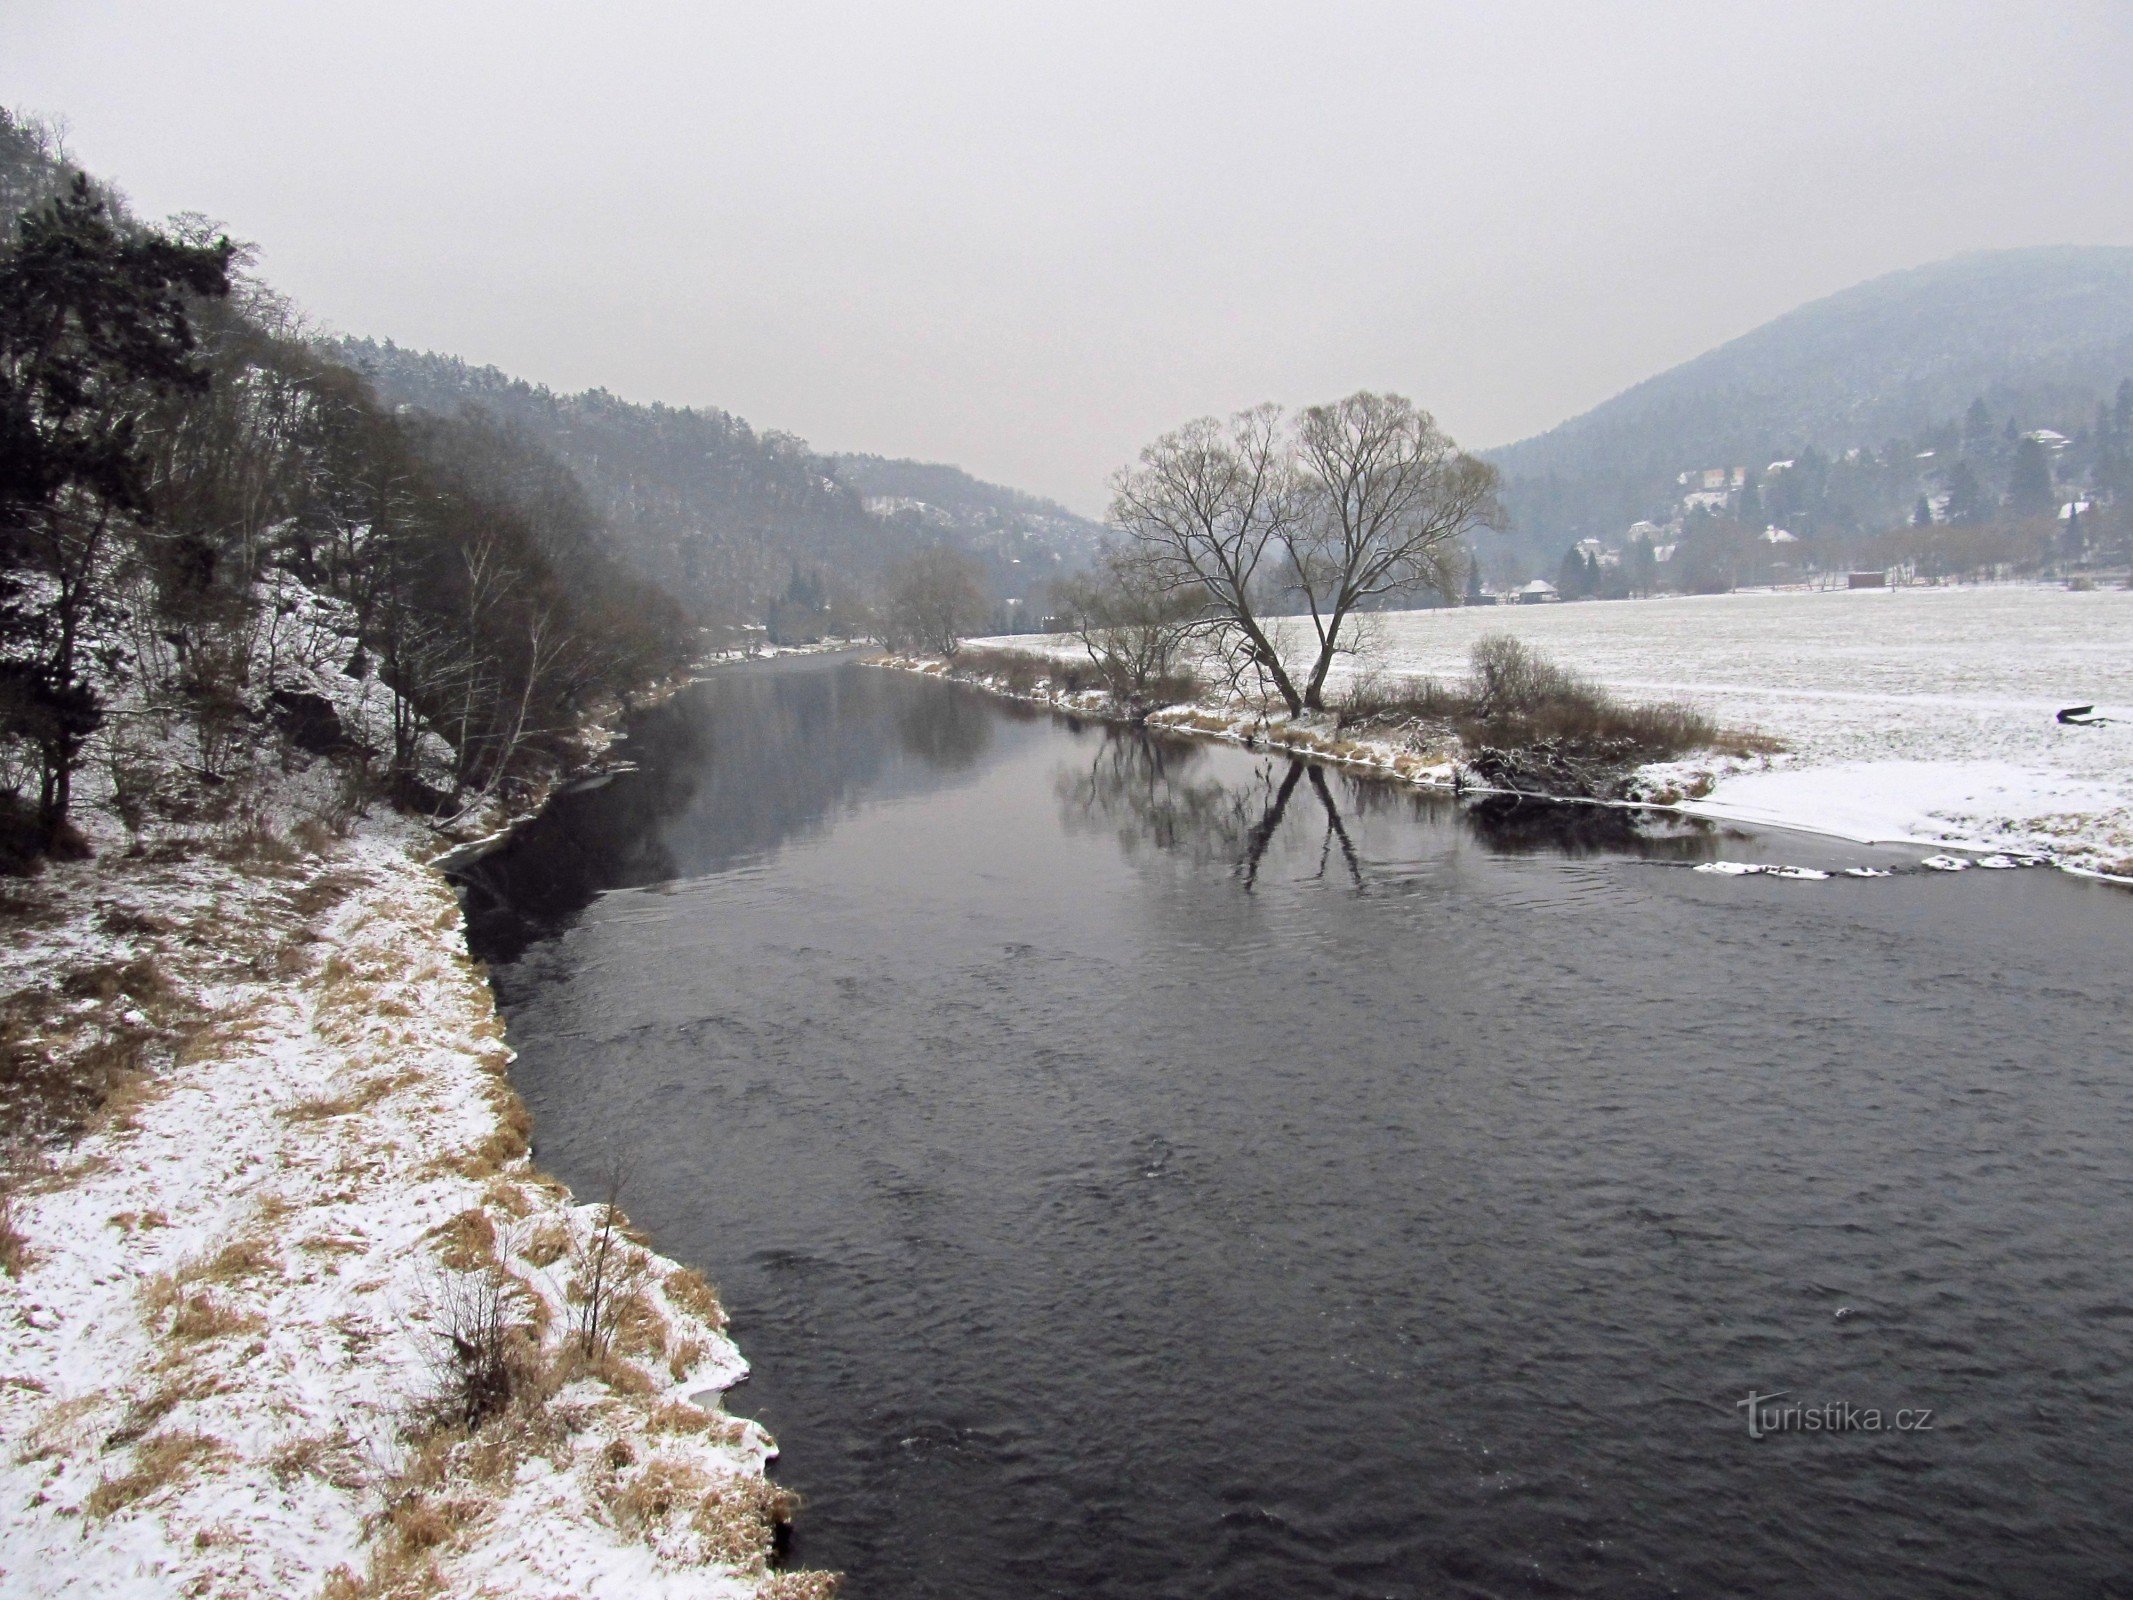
[
  {"left": 1963, "top": 398, "right": 1993, "bottom": 451},
  {"left": 1626, "top": 536, "right": 1659, "bottom": 595},
  {"left": 2006, "top": 436, "right": 2053, "bottom": 518},
  {"left": 1735, "top": 476, "right": 1762, "bottom": 527},
  {"left": 1555, "top": 546, "right": 1585, "bottom": 599},
  {"left": 1944, "top": 462, "right": 1984, "bottom": 524},
  {"left": 1913, "top": 494, "right": 1933, "bottom": 527}
]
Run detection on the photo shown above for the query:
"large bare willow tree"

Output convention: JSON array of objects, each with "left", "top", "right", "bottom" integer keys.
[{"left": 1110, "top": 392, "right": 1500, "bottom": 714}]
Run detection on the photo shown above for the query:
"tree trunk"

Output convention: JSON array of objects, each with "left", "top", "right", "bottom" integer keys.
[{"left": 1300, "top": 604, "right": 1349, "bottom": 711}]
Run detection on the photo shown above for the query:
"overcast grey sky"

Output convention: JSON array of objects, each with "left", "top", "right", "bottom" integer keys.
[{"left": 5, "top": 3, "right": 2130, "bottom": 512}]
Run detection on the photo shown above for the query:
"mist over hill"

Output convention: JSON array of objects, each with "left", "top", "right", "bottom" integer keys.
[
  {"left": 338, "top": 340, "right": 1102, "bottom": 627},
  {"left": 1487, "top": 247, "right": 2133, "bottom": 575}
]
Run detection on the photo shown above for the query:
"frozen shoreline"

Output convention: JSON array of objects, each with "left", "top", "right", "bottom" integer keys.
[{"left": 938, "top": 585, "right": 2133, "bottom": 881}]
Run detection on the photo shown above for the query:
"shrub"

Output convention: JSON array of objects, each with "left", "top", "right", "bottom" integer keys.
[
  {"left": 418, "top": 1263, "right": 541, "bottom": 1433},
  {"left": 1332, "top": 636, "right": 1753, "bottom": 768}
]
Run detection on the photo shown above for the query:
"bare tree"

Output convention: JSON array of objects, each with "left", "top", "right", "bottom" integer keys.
[
  {"left": 1107, "top": 405, "right": 1307, "bottom": 713},
  {"left": 1051, "top": 546, "right": 1202, "bottom": 710},
  {"left": 1111, "top": 394, "right": 1500, "bottom": 716},
  {"left": 1286, "top": 392, "right": 1500, "bottom": 709},
  {"left": 882, "top": 546, "right": 989, "bottom": 656}
]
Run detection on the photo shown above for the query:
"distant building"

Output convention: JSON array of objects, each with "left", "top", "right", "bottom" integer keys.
[
  {"left": 1847, "top": 571, "right": 1887, "bottom": 589},
  {"left": 1762, "top": 526, "right": 1798, "bottom": 544},
  {"left": 1518, "top": 579, "right": 1560, "bottom": 604},
  {"left": 2024, "top": 429, "right": 2071, "bottom": 453},
  {"left": 1676, "top": 467, "right": 1745, "bottom": 490}
]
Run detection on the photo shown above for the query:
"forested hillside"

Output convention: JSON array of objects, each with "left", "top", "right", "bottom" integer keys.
[
  {"left": 1488, "top": 247, "right": 2133, "bottom": 573},
  {"left": 0, "top": 110, "right": 691, "bottom": 868},
  {"left": 342, "top": 341, "right": 1101, "bottom": 628}
]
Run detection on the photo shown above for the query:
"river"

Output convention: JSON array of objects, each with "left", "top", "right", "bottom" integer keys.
[{"left": 456, "top": 652, "right": 2133, "bottom": 1599}]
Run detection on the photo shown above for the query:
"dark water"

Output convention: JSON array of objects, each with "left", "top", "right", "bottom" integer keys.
[{"left": 460, "top": 654, "right": 2133, "bottom": 1599}]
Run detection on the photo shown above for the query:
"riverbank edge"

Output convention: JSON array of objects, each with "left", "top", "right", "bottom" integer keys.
[
  {"left": 876, "top": 651, "right": 2133, "bottom": 886},
  {"left": 0, "top": 666, "right": 839, "bottom": 1598}
]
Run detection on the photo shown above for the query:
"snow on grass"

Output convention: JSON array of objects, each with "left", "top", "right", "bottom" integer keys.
[
  {"left": 975, "top": 584, "right": 2133, "bottom": 875},
  {"left": 0, "top": 820, "right": 828, "bottom": 1598}
]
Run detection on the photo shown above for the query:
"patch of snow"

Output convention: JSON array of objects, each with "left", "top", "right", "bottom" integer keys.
[{"left": 1692, "top": 862, "right": 1830, "bottom": 880}]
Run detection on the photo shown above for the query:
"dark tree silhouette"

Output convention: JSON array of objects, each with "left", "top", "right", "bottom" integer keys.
[{"left": 0, "top": 177, "right": 231, "bottom": 835}]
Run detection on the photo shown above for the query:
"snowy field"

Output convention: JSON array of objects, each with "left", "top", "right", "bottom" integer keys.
[{"left": 987, "top": 584, "right": 2133, "bottom": 875}]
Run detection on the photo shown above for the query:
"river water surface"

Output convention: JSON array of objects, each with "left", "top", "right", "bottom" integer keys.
[{"left": 458, "top": 654, "right": 2133, "bottom": 1599}]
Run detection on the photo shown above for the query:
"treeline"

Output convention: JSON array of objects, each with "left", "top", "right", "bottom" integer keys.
[{"left": 1, "top": 111, "right": 690, "bottom": 866}]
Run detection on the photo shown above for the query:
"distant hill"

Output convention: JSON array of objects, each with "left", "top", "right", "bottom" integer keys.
[
  {"left": 1487, "top": 247, "right": 2133, "bottom": 570},
  {"left": 830, "top": 451, "right": 1106, "bottom": 577},
  {"left": 338, "top": 340, "right": 1100, "bottom": 624}
]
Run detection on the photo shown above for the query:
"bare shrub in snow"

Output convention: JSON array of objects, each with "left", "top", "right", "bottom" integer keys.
[
  {"left": 412, "top": 1258, "right": 541, "bottom": 1434},
  {"left": 566, "top": 1158, "right": 644, "bottom": 1360}
]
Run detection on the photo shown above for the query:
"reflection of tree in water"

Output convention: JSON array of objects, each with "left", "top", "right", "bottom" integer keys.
[
  {"left": 895, "top": 684, "right": 995, "bottom": 771},
  {"left": 1057, "top": 730, "right": 1365, "bottom": 892},
  {"left": 1061, "top": 726, "right": 1727, "bottom": 890}
]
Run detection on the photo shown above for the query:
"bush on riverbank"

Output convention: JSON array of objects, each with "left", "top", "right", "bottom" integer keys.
[
  {"left": 1336, "top": 636, "right": 1754, "bottom": 762},
  {"left": 1328, "top": 636, "right": 1773, "bottom": 796}
]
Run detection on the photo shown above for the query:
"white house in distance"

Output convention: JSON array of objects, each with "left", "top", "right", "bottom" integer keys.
[
  {"left": 1517, "top": 579, "right": 1560, "bottom": 604},
  {"left": 1677, "top": 467, "right": 1746, "bottom": 491}
]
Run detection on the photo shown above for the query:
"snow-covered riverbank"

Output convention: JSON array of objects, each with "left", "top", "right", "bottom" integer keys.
[
  {"left": 956, "top": 583, "right": 2133, "bottom": 879},
  {"left": 0, "top": 816, "right": 831, "bottom": 1599},
  {"left": 0, "top": 602, "right": 834, "bottom": 1596}
]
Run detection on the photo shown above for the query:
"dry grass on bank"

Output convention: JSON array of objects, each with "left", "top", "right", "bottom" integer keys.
[
  {"left": 946, "top": 647, "right": 1202, "bottom": 709},
  {"left": 1335, "top": 636, "right": 1772, "bottom": 764}
]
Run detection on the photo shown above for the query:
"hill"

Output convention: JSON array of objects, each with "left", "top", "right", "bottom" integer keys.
[
  {"left": 340, "top": 341, "right": 1101, "bottom": 627},
  {"left": 1487, "top": 247, "right": 2133, "bottom": 571}
]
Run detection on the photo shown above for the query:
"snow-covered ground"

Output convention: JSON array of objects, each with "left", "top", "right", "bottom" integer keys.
[
  {"left": 978, "top": 584, "right": 2133, "bottom": 876},
  {"left": 0, "top": 821, "right": 829, "bottom": 1599}
]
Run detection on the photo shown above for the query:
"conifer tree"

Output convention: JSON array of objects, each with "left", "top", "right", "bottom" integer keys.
[
  {"left": 0, "top": 175, "right": 231, "bottom": 836},
  {"left": 2006, "top": 436, "right": 2053, "bottom": 518}
]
